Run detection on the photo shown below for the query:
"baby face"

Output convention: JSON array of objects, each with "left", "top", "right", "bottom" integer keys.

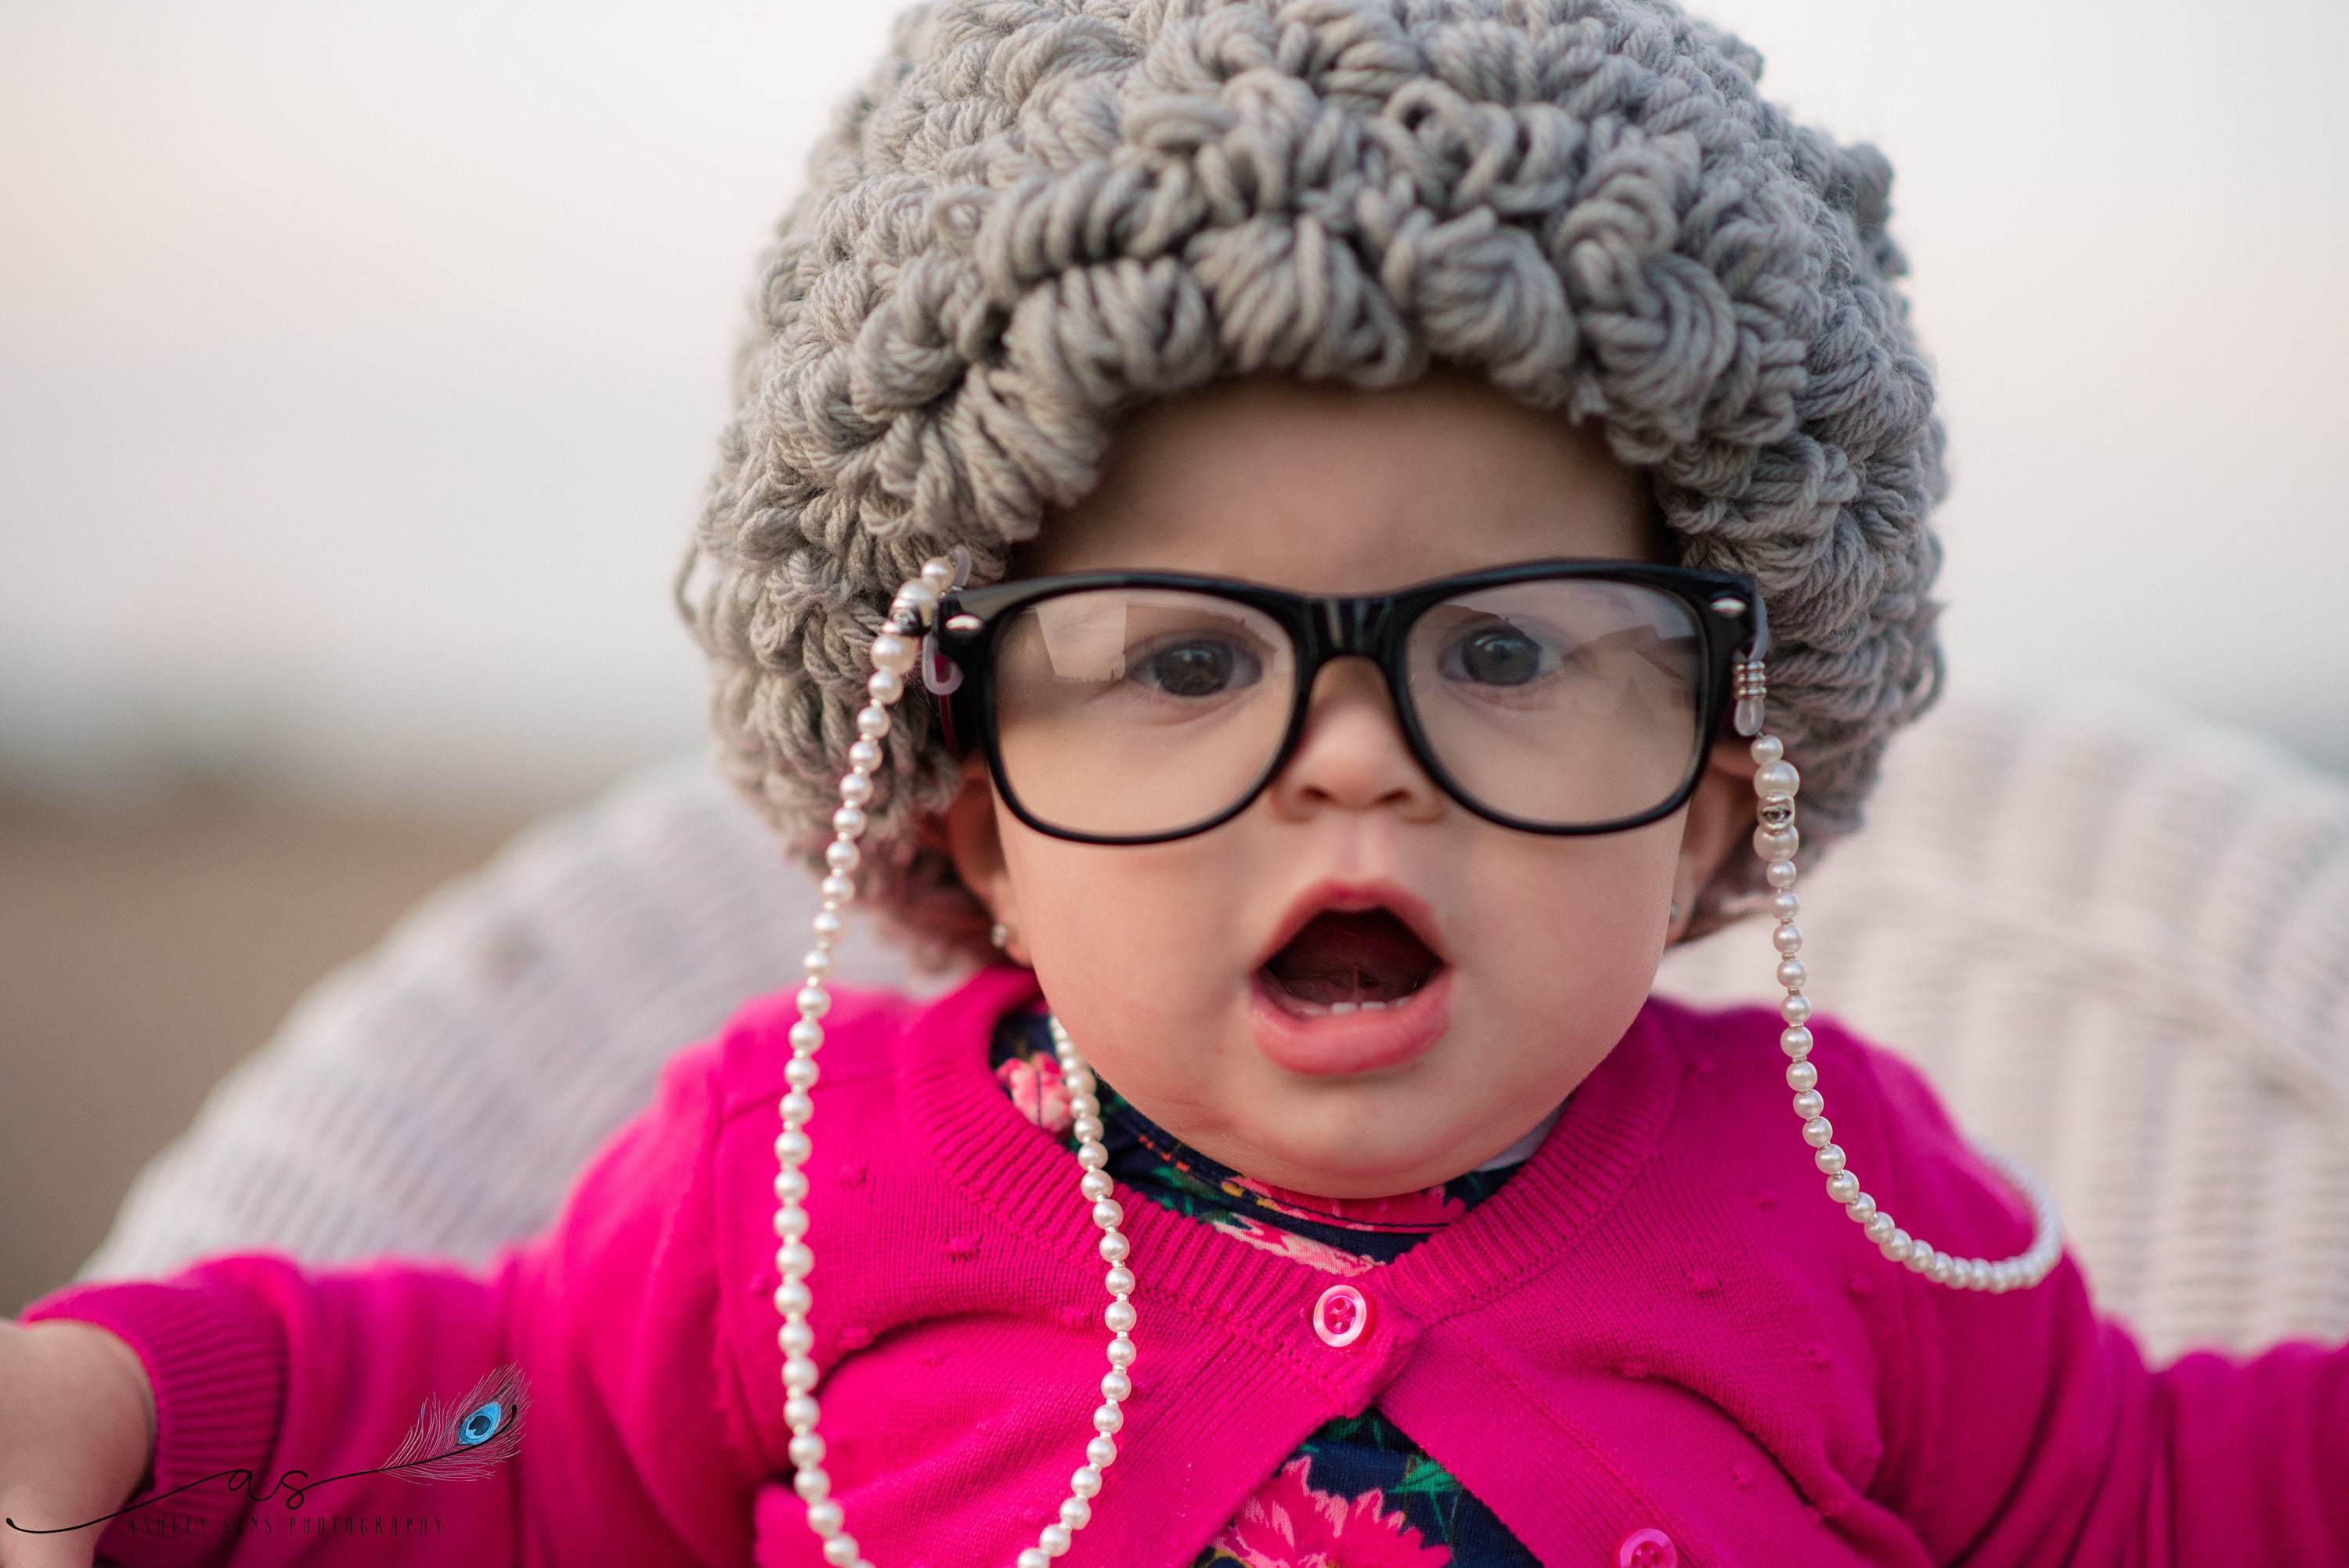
[{"left": 944, "top": 370, "right": 1754, "bottom": 1197}]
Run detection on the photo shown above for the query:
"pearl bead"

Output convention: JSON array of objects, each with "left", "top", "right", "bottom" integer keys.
[
  {"left": 812, "top": 909, "right": 846, "bottom": 943},
  {"left": 1754, "top": 759, "right": 1800, "bottom": 797},
  {"left": 1071, "top": 1465, "right": 1103, "bottom": 1498},
  {"left": 1792, "top": 1090, "right": 1824, "bottom": 1120},
  {"left": 838, "top": 771, "right": 873, "bottom": 805},
  {"left": 784, "top": 1356, "right": 819, "bottom": 1392},
  {"left": 781, "top": 1092, "right": 814, "bottom": 1126},
  {"left": 1071, "top": 1116, "right": 1103, "bottom": 1144},
  {"left": 1772, "top": 923, "right": 1803, "bottom": 955},
  {"left": 1825, "top": 1171, "right": 1860, "bottom": 1204},
  {"left": 1093, "top": 1403, "right": 1124, "bottom": 1434},
  {"left": 785, "top": 1394, "right": 819, "bottom": 1432},
  {"left": 789, "top": 1432, "right": 825, "bottom": 1467},
  {"left": 1781, "top": 993, "right": 1812, "bottom": 1025},
  {"left": 1864, "top": 1213, "right": 1895, "bottom": 1243},
  {"left": 832, "top": 804, "right": 867, "bottom": 837},
  {"left": 1785, "top": 1061, "right": 1817, "bottom": 1092},
  {"left": 778, "top": 1242, "right": 814, "bottom": 1278},
  {"left": 1080, "top": 1170, "right": 1113, "bottom": 1201},
  {"left": 786, "top": 1056, "right": 820, "bottom": 1090},
  {"left": 824, "top": 1536, "right": 861, "bottom": 1567},
  {"left": 1846, "top": 1194, "right": 1876, "bottom": 1224},
  {"left": 804, "top": 1500, "right": 843, "bottom": 1537},
  {"left": 1749, "top": 735, "right": 1784, "bottom": 766},
  {"left": 1099, "top": 1231, "right": 1129, "bottom": 1263},
  {"left": 1777, "top": 958, "right": 1807, "bottom": 990},
  {"left": 821, "top": 874, "right": 857, "bottom": 905},
  {"left": 774, "top": 1130, "right": 810, "bottom": 1166},
  {"left": 795, "top": 1467, "right": 830, "bottom": 1501},
  {"left": 1086, "top": 1435, "right": 1118, "bottom": 1469},
  {"left": 1802, "top": 1116, "right": 1834, "bottom": 1148},
  {"left": 1102, "top": 1369, "right": 1131, "bottom": 1402},
  {"left": 1077, "top": 1144, "right": 1108, "bottom": 1170},
  {"left": 1104, "top": 1299, "right": 1136, "bottom": 1333},
  {"left": 1040, "top": 1523, "right": 1073, "bottom": 1555},
  {"left": 1106, "top": 1335, "right": 1135, "bottom": 1368},
  {"left": 856, "top": 705, "right": 893, "bottom": 739},
  {"left": 847, "top": 738, "right": 882, "bottom": 771},
  {"left": 921, "top": 558, "right": 956, "bottom": 593},
  {"left": 774, "top": 1169, "right": 808, "bottom": 1202},
  {"left": 870, "top": 633, "right": 917, "bottom": 674},
  {"left": 1016, "top": 1550, "right": 1048, "bottom": 1568},
  {"left": 825, "top": 839, "right": 861, "bottom": 874},
  {"left": 1092, "top": 1199, "right": 1124, "bottom": 1230},
  {"left": 1769, "top": 891, "right": 1799, "bottom": 921},
  {"left": 1814, "top": 1143, "right": 1846, "bottom": 1175},
  {"left": 774, "top": 1281, "right": 811, "bottom": 1317},
  {"left": 1102, "top": 1265, "right": 1134, "bottom": 1296},
  {"left": 774, "top": 1206, "right": 808, "bottom": 1238},
  {"left": 1753, "top": 824, "right": 1799, "bottom": 860},
  {"left": 782, "top": 1320, "right": 814, "bottom": 1357},
  {"left": 868, "top": 669, "right": 904, "bottom": 705},
  {"left": 1060, "top": 1496, "right": 1092, "bottom": 1529},
  {"left": 1882, "top": 1231, "right": 1912, "bottom": 1262},
  {"left": 1765, "top": 858, "right": 1798, "bottom": 889}
]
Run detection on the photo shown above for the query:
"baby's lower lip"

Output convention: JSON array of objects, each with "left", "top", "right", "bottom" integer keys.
[{"left": 1247, "top": 968, "right": 1452, "bottom": 1076}]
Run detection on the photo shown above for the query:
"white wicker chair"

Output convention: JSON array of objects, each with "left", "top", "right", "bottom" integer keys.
[{"left": 81, "top": 683, "right": 2349, "bottom": 1364}]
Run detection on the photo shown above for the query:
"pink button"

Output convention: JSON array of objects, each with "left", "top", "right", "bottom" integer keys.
[
  {"left": 1617, "top": 1527, "right": 1677, "bottom": 1568},
  {"left": 1312, "top": 1284, "right": 1369, "bottom": 1348}
]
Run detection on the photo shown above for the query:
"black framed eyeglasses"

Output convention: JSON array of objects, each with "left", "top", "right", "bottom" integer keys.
[{"left": 926, "top": 560, "right": 1769, "bottom": 845}]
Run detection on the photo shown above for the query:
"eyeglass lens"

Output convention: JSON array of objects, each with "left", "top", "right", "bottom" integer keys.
[{"left": 988, "top": 580, "right": 1704, "bottom": 838}]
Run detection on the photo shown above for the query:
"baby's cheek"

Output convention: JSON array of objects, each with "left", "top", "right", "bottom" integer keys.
[
  {"left": 1467, "top": 831, "right": 1675, "bottom": 1026},
  {"left": 1003, "top": 831, "right": 1242, "bottom": 1084}
]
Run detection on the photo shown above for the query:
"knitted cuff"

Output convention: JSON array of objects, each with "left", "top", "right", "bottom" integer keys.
[{"left": 23, "top": 1266, "right": 290, "bottom": 1568}]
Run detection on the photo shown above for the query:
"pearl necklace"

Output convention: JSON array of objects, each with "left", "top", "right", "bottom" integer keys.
[
  {"left": 1740, "top": 691, "right": 2063, "bottom": 1294},
  {"left": 774, "top": 560, "right": 2062, "bottom": 1566}
]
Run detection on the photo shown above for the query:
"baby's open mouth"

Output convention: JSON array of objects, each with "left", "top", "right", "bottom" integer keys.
[{"left": 1259, "top": 908, "right": 1444, "bottom": 1018}]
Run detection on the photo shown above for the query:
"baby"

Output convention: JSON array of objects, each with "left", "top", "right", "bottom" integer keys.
[{"left": 6, "top": 1, "right": 2347, "bottom": 1564}]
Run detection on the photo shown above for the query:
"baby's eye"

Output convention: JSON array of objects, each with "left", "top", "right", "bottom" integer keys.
[
  {"left": 1131, "top": 638, "right": 1261, "bottom": 697},
  {"left": 1442, "top": 622, "right": 1551, "bottom": 687}
]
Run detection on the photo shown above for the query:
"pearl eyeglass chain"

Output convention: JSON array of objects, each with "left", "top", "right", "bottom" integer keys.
[
  {"left": 774, "top": 567, "right": 2065, "bottom": 1568},
  {"left": 776, "top": 557, "right": 1133, "bottom": 1568},
  {"left": 1737, "top": 661, "right": 2062, "bottom": 1295}
]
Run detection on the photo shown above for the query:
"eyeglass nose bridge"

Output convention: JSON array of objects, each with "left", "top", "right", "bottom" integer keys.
[{"left": 1303, "top": 593, "right": 1394, "bottom": 663}]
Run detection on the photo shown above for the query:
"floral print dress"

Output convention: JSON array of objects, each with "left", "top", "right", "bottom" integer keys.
[{"left": 992, "top": 1009, "right": 1545, "bottom": 1568}]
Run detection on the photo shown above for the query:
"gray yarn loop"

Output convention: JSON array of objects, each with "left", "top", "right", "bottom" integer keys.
[{"left": 679, "top": 0, "right": 1946, "bottom": 957}]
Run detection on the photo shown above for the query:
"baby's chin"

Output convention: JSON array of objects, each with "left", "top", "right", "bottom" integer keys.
[{"left": 1143, "top": 1069, "right": 1523, "bottom": 1199}]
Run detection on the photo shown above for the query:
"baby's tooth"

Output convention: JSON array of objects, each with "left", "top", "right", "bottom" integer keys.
[
  {"left": 1330, "top": 1002, "right": 1357, "bottom": 1016},
  {"left": 1361, "top": 1000, "right": 1386, "bottom": 1011}
]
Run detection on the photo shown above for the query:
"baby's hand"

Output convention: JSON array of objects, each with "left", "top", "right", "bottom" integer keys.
[{"left": 0, "top": 1320, "right": 156, "bottom": 1568}]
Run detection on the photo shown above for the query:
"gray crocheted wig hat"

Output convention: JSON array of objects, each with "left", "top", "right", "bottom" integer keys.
[{"left": 680, "top": 0, "right": 1946, "bottom": 957}]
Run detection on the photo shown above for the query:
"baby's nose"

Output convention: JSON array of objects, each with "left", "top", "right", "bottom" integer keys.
[{"left": 1265, "top": 656, "right": 1445, "bottom": 822}]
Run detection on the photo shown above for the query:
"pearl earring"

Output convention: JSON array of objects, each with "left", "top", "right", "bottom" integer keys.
[
  {"left": 778, "top": 558, "right": 1133, "bottom": 1568},
  {"left": 990, "top": 922, "right": 1011, "bottom": 951},
  {"left": 1667, "top": 899, "right": 1681, "bottom": 924},
  {"left": 1737, "top": 659, "right": 2062, "bottom": 1294}
]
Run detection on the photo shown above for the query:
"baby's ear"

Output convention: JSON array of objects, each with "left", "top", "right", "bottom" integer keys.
[
  {"left": 1668, "top": 740, "right": 1759, "bottom": 943},
  {"left": 939, "top": 752, "right": 1021, "bottom": 949}
]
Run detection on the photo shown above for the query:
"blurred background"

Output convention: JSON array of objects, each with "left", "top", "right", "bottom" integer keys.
[{"left": 4, "top": 0, "right": 2345, "bottom": 1315}]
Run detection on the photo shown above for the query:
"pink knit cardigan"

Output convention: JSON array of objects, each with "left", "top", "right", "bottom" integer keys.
[{"left": 24, "top": 964, "right": 2349, "bottom": 1565}]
